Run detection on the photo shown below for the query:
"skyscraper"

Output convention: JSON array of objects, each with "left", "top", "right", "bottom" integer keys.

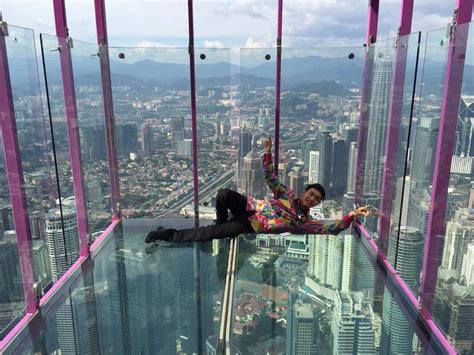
[
  {"left": 331, "top": 138, "right": 349, "bottom": 197},
  {"left": 286, "top": 298, "right": 316, "bottom": 354},
  {"left": 140, "top": 124, "right": 155, "bottom": 156},
  {"left": 308, "top": 151, "right": 320, "bottom": 184},
  {"left": 171, "top": 117, "right": 185, "bottom": 150},
  {"left": 318, "top": 131, "right": 333, "bottom": 189},
  {"left": 238, "top": 130, "right": 252, "bottom": 179},
  {"left": 364, "top": 52, "right": 392, "bottom": 194},
  {"left": 56, "top": 284, "right": 104, "bottom": 354},
  {"left": 240, "top": 139, "right": 264, "bottom": 199},
  {"left": 45, "top": 208, "right": 79, "bottom": 282},
  {"left": 381, "top": 226, "right": 424, "bottom": 354},
  {"left": 456, "top": 96, "right": 474, "bottom": 157},
  {"left": 116, "top": 122, "right": 139, "bottom": 158},
  {"left": 461, "top": 243, "right": 474, "bottom": 285},
  {"left": 289, "top": 171, "right": 305, "bottom": 197},
  {"left": 0, "top": 231, "right": 24, "bottom": 339},
  {"left": 410, "top": 116, "right": 439, "bottom": 190},
  {"left": 332, "top": 291, "right": 376, "bottom": 354},
  {"left": 442, "top": 208, "right": 474, "bottom": 279}
]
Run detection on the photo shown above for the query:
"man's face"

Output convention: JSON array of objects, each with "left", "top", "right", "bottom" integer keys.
[{"left": 300, "top": 188, "right": 323, "bottom": 209}]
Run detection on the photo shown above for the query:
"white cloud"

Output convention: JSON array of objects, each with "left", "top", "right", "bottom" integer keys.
[
  {"left": 203, "top": 40, "right": 225, "bottom": 48},
  {"left": 136, "top": 40, "right": 175, "bottom": 48},
  {"left": 244, "top": 37, "right": 273, "bottom": 48}
]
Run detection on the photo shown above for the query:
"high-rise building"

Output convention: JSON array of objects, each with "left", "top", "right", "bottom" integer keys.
[
  {"left": 0, "top": 203, "right": 14, "bottom": 233},
  {"left": 29, "top": 211, "right": 46, "bottom": 240},
  {"left": 393, "top": 176, "right": 412, "bottom": 228},
  {"left": 289, "top": 171, "right": 305, "bottom": 197},
  {"left": 171, "top": 117, "right": 185, "bottom": 149},
  {"left": 32, "top": 239, "right": 52, "bottom": 293},
  {"left": 318, "top": 131, "right": 333, "bottom": 189},
  {"left": 410, "top": 116, "right": 439, "bottom": 190},
  {"left": 116, "top": 122, "right": 139, "bottom": 158},
  {"left": 308, "top": 151, "right": 320, "bottom": 184},
  {"left": 461, "top": 243, "right": 474, "bottom": 285},
  {"left": 332, "top": 291, "right": 376, "bottom": 354},
  {"left": 307, "top": 233, "right": 345, "bottom": 295},
  {"left": 442, "top": 208, "right": 474, "bottom": 279},
  {"left": 238, "top": 130, "right": 252, "bottom": 179},
  {"left": 286, "top": 297, "right": 316, "bottom": 354},
  {"left": 456, "top": 96, "right": 474, "bottom": 157},
  {"left": 331, "top": 138, "right": 349, "bottom": 197},
  {"left": 341, "top": 124, "right": 359, "bottom": 143},
  {"left": 0, "top": 231, "right": 24, "bottom": 340},
  {"left": 140, "top": 124, "right": 155, "bottom": 156},
  {"left": 364, "top": 52, "right": 392, "bottom": 194},
  {"left": 45, "top": 208, "right": 79, "bottom": 282},
  {"left": 56, "top": 284, "right": 105, "bottom": 354},
  {"left": 177, "top": 138, "right": 193, "bottom": 156},
  {"left": 240, "top": 139, "right": 264, "bottom": 199},
  {"left": 80, "top": 124, "right": 107, "bottom": 161},
  {"left": 444, "top": 283, "right": 474, "bottom": 351},
  {"left": 381, "top": 226, "right": 424, "bottom": 354}
]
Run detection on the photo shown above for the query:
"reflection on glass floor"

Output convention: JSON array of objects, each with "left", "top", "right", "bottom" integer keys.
[{"left": 3, "top": 220, "right": 448, "bottom": 354}]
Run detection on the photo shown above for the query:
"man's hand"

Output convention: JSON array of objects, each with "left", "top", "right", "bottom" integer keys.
[
  {"left": 349, "top": 206, "right": 371, "bottom": 218},
  {"left": 261, "top": 137, "right": 272, "bottom": 154}
]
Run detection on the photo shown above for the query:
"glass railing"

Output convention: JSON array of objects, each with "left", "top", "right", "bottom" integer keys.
[
  {"left": 426, "top": 21, "right": 474, "bottom": 353},
  {"left": 0, "top": 25, "right": 56, "bottom": 340},
  {"left": 0, "top": 23, "right": 467, "bottom": 354},
  {"left": 2, "top": 218, "right": 230, "bottom": 354}
]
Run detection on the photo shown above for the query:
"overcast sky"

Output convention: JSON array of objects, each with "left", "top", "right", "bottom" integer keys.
[{"left": 0, "top": 0, "right": 458, "bottom": 49}]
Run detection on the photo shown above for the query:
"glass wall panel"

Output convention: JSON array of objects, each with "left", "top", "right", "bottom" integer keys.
[
  {"left": 425, "top": 22, "right": 474, "bottom": 353},
  {"left": 370, "top": 32, "right": 422, "bottom": 297},
  {"left": 108, "top": 47, "right": 190, "bottom": 219},
  {"left": 40, "top": 34, "right": 113, "bottom": 286},
  {"left": 2, "top": 219, "right": 230, "bottom": 354},
  {"left": 194, "top": 48, "right": 234, "bottom": 221},
  {"left": 0, "top": 25, "right": 56, "bottom": 340}
]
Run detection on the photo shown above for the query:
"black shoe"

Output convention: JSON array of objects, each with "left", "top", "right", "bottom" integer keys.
[
  {"left": 145, "top": 227, "right": 165, "bottom": 243},
  {"left": 145, "top": 227, "right": 177, "bottom": 243},
  {"left": 145, "top": 239, "right": 173, "bottom": 255}
]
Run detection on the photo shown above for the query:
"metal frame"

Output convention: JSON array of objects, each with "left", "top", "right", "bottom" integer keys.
[
  {"left": 0, "top": 13, "right": 37, "bottom": 315},
  {"left": 187, "top": 0, "right": 199, "bottom": 219},
  {"left": 94, "top": 0, "right": 121, "bottom": 218},
  {"left": 378, "top": 0, "right": 415, "bottom": 254},
  {"left": 354, "top": 0, "right": 379, "bottom": 203},
  {"left": 420, "top": 0, "right": 473, "bottom": 311},
  {"left": 274, "top": 0, "right": 283, "bottom": 173},
  {"left": 53, "top": 0, "right": 90, "bottom": 256}
]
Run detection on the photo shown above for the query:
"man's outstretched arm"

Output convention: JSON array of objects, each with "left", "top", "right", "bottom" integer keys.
[
  {"left": 295, "top": 207, "right": 370, "bottom": 235},
  {"left": 261, "top": 137, "right": 288, "bottom": 197}
]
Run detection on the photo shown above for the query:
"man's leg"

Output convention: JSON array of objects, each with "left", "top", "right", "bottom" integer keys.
[
  {"left": 215, "top": 189, "right": 248, "bottom": 223},
  {"left": 146, "top": 215, "right": 254, "bottom": 243}
]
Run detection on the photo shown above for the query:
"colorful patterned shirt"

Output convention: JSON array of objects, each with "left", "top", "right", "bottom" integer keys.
[{"left": 246, "top": 153, "right": 354, "bottom": 234}]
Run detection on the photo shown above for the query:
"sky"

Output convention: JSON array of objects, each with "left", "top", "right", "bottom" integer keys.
[{"left": 0, "top": 0, "right": 458, "bottom": 49}]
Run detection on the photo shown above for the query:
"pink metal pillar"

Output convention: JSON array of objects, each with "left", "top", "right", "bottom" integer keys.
[
  {"left": 53, "top": 0, "right": 90, "bottom": 256},
  {"left": 420, "top": 0, "right": 473, "bottom": 311},
  {"left": 94, "top": 0, "right": 121, "bottom": 218},
  {"left": 274, "top": 0, "right": 283, "bottom": 173},
  {"left": 0, "top": 15, "right": 37, "bottom": 314},
  {"left": 354, "top": 0, "right": 379, "bottom": 203},
  {"left": 187, "top": 0, "right": 199, "bottom": 219},
  {"left": 378, "top": 0, "right": 414, "bottom": 254}
]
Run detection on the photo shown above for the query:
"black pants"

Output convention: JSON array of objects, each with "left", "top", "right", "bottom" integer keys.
[{"left": 151, "top": 189, "right": 255, "bottom": 242}]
